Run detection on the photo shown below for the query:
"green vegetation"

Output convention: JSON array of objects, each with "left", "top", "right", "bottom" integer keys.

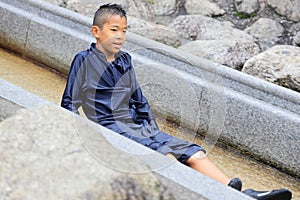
[
  {"left": 235, "top": 10, "right": 257, "bottom": 19},
  {"left": 147, "top": 0, "right": 154, "bottom": 5}
]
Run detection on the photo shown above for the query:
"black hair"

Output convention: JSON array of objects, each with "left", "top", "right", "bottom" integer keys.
[{"left": 93, "top": 4, "right": 127, "bottom": 28}]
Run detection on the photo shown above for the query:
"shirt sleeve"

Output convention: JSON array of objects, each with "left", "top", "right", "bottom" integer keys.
[
  {"left": 61, "top": 53, "right": 86, "bottom": 114},
  {"left": 129, "top": 65, "right": 155, "bottom": 122}
]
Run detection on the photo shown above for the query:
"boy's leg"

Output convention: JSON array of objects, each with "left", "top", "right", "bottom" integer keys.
[
  {"left": 184, "top": 151, "right": 231, "bottom": 186},
  {"left": 184, "top": 151, "right": 292, "bottom": 200}
]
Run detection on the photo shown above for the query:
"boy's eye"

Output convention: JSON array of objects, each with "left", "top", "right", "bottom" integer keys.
[{"left": 111, "top": 29, "right": 117, "bottom": 32}]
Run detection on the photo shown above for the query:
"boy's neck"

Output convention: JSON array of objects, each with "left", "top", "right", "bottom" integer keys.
[{"left": 95, "top": 43, "right": 115, "bottom": 62}]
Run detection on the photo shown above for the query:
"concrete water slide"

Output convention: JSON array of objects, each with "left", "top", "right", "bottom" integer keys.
[{"left": 0, "top": 0, "right": 299, "bottom": 185}]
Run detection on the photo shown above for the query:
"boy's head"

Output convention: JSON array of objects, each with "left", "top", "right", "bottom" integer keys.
[
  {"left": 91, "top": 4, "right": 127, "bottom": 61},
  {"left": 93, "top": 4, "right": 127, "bottom": 29}
]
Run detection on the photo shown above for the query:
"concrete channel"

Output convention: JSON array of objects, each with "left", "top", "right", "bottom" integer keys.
[{"left": 0, "top": 0, "right": 299, "bottom": 199}]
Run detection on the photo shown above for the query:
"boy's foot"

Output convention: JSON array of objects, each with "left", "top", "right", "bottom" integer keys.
[
  {"left": 242, "top": 188, "right": 292, "bottom": 200},
  {"left": 228, "top": 178, "right": 242, "bottom": 191}
]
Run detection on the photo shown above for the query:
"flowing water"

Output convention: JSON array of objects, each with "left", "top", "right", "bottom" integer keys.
[{"left": 0, "top": 47, "right": 299, "bottom": 199}]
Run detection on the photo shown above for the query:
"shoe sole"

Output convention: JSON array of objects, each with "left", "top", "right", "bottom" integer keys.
[{"left": 260, "top": 190, "right": 292, "bottom": 200}]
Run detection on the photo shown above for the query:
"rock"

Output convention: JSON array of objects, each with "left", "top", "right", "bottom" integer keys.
[
  {"left": 290, "top": 23, "right": 300, "bottom": 46},
  {"left": 294, "top": 31, "right": 300, "bottom": 46},
  {"left": 242, "top": 45, "right": 300, "bottom": 92},
  {"left": 66, "top": 0, "right": 154, "bottom": 20},
  {"left": 126, "top": 0, "right": 154, "bottom": 21},
  {"left": 178, "top": 39, "right": 260, "bottom": 70},
  {"left": 290, "top": 22, "right": 300, "bottom": 37},
  {"left": 244, "top": 18, "right": 284, "bottom": 50},
  {"left": 235, "top": 0, "right": 259, "bottom": 16},
  {"left": 184, "top": 0, "right": 225, "bottom": 16},
  {"left": 267, "top": 0, "right": 300, "bottom": 22},
  {"left": 0, "top": 106, "right": 175, "bottom": 199},
  {"left": 127, "top": 16, "right": 185, "bottom": 47},
  {"left": 169, "top": 14, "right": 255, "bottom": 42},
  {"left": 150, "top": 0, "right": 177, "bottom": 16}
]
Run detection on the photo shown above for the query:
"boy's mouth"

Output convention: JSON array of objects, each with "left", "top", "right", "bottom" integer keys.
[{"left": 113, "top": 42, "right": 122, "bottom": 49}]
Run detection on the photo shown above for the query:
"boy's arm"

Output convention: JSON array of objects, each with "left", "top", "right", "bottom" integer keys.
[
  {"left": 129, "top": 67, "right": 155, "bottom": 122},
  {"left": 61, "top": 54, "right": 85, "bottom": 114},
  {"left": 131, "top": 88, "right": 153, "bottom": 121}
]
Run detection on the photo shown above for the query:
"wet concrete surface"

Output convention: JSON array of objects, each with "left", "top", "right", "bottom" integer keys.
[{"left": 0, "top": 47, "right": 299, "bottom": 199}]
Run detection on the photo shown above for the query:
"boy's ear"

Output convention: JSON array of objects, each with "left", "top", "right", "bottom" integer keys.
[{"left": 91, "top": 25, "right": 100, "bottom": 39}]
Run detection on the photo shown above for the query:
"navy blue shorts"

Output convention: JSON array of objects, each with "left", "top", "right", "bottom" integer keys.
[
  {"left": 107, "top": 123, "right": 206, "bottom": 163},
  {"left": 147, "top": 132, "right": 206, "bottom": 163}
]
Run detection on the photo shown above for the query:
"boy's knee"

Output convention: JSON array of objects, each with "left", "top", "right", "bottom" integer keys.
[{"left": 185, "top": 151, "right": 207, "bottom": 165}]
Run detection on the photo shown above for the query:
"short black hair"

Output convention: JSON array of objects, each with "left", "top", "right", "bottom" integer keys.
[{"left": 93, "top": 4, "right": 127, "bottom": 28}]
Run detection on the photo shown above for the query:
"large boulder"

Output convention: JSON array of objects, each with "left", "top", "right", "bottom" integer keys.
[
  {"left": 127, "top": 16, "right": 185, "bottom": 47},
  {"left": 169, "top": 15, "right": 255, "bottom": 42},
  {"left": 150, "top": 0, "right": 177, "bottom": 16},
  {"left": 242, "top": 45, "right": 300, "bottom": 92},
  {"left": 234, "top": 0, "right": 259, "bottom": 16},
  {"left": 184, "top": 0, "right": 225, "bottom": 16},
  {"left": 267, "top": 0, "right": 300, "bottom": 22},
  {"left": 178, "top": 39, "right": 260, "bottom": 70},
  {"left": 66, "top": 0, "right": 154, "bottom": 20},
  {"left": 0, "top": 105, "right": 175, "bottom": 199},
  {"left": 244, "top": 18, "right": 285, "bottom": 51}
]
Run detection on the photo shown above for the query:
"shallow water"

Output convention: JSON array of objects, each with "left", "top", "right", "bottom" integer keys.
[{"left": 0, "top": 47, "right": 299, "bottom": 199}]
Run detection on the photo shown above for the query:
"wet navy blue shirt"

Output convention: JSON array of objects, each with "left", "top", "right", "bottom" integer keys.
[{"left": 61, "top": 43, "right": 160, "bottom": 141}]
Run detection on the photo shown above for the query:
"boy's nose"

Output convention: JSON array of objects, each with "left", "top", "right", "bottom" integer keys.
[{"left": 116, "top": 31, "right": 125, "bottom": 39}]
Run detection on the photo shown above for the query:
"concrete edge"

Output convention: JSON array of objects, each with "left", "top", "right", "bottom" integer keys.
[{"left": 0, "top": 78, "right": 54, "bottom": 109}]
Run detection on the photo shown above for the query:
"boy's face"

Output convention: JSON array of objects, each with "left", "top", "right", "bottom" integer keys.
[{"left": 92, "top": 15, "right": 127, "bottom": 60}]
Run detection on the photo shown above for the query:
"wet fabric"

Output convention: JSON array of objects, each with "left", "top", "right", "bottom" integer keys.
[{"left": 61, "top": 43, "right": 205, "bottom": 163}]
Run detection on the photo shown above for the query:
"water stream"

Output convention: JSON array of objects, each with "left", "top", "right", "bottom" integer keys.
[{"left": 0, "top": 47, "right": 299, "bottom": 199}]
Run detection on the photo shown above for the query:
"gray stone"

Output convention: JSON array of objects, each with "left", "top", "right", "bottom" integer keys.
[
  {"left": 244, "top": 18, "right": 284, "bottom": 50},
  {"left": 178, "top": 39, "right": 260, "bottom": 70},
  {"left": 150, "top": 0, "right": 177, "bottom": 16},
  {"left": 289, "top": 22, "right": 300, "bottom": 37},
  {"left": 66, "top": 0, "right": 154, "bottom": 20},
  {"left": 66, "top": 0, "right": 127, "bottom": 18},
  {"left": 235, "top": 0, "right": 259, "bottom": 16},
  {"left": 185, "top": 0, "right": 225, "bottom": 16},
  {"left": 126, "top": 0, "right": 154, "bottom": 21},
  {"left": 293, "top": 31, "right": 300, "bottom": 46},
  {"left": 0, "top": 105, "right": 175, "bottom": 200},
  {"left": 127, "top": 16, "right": 184, "bottom": 47},
  {"left": 268, "top": 0, "right": 300, "bottom": 22},
  {"left": 243, "top": 45, "right": 300, "bottom": 92},
  {"left": 169, "top": 15, "right": 255, "bottom": 42}
]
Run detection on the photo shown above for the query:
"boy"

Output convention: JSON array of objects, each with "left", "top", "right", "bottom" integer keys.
[{"left": 61, "top": 4, "right": 292, "bottom": 200}]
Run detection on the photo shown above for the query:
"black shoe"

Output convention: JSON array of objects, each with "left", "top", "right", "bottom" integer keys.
[
  {"left": 228, "top": 178, "right": 242, "bottom": 191},
  {"left": 242, "top": 188, "right": 292, "bottom": 200}
]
